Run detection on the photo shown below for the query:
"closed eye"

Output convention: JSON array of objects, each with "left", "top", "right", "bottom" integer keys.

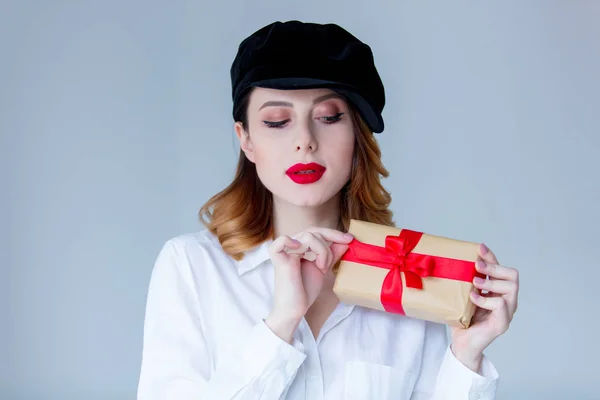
[
  {"left": 263, "top": 119, "right": 290, "bottom": 128},
  {"left": 263, "top": 113, "right": 345, "bottom": 129},
  {"left": 320, "top": 112, "right": 344, "bottom": 123}
]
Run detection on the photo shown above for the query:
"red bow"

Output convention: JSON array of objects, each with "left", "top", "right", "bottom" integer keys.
[{"left": 341, "top": 229, "right": 477, "bottom": 315}]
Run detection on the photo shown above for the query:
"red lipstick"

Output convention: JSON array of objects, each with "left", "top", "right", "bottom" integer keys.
[{"left": 286, "top": 162, "right": 326, "bottom": 184}]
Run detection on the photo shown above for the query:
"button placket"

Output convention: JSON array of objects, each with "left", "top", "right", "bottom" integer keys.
[{"left": 298, "top": 318, "right": 325, "bottom": 400}]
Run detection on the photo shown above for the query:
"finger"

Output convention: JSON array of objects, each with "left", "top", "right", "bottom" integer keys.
[
  {"left": 294, "top": 234, "right": 320, "bottom": 262},
  {"left": 330, "top": 242, "right": 349, "bottom": 263},
  {"left": 470, "top": 290, "right": 508, "bottom": 311},
  {"left": 473, "top": 276, "right": 517, "bottom": 296},
  {"left": 479, "top": 243, "right": 499, "bottom": 265},
  {"left": 306, "top": 227, "right": 354, "bottom": 244},
  {"left": 310, "top": 232, "right": 332, "bottom": 268},
  {"left": 269, "top": 235, "right": 301, "bottom": 255},
  {"left": 295, "top": 232, "right": 331, "bottom": 270},
  {"left": 476, "top": 274, "right": 519, "bottom": 316},
  {"left": 475, "top": 260, "right": 519, "bottom": 282}
]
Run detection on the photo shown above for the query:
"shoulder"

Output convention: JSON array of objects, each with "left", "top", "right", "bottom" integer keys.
[
  {"left": 151, "top": 228, "right": 237, "bottom": 279},
  {"left": 159, "top": 228, "right": 221, "bottom": 255}
]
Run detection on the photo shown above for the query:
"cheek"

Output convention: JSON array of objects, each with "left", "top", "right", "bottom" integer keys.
[
  {"left": 252, "top": 142, "right": 282, "bottom": 171},
  {"left": 336, "top": 135, "right": 355, "bottom": 164},
  {"left": 323, "top": 133, "right": 354, "bottom": 176}
]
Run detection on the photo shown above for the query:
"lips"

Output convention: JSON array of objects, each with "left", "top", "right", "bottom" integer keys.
[{"left": 286, "top": 162, "right": 326, "bottom": 184}]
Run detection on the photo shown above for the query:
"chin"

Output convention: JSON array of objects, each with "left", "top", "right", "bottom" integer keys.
[
  {"left": 279, "top": 186, "right": 342, "bottom": 208},
  {"left": 287, "top": 197, "right": 330, "bottom": 208},
  {"left": 260, "top": 173, "right": 348, "bottom": 208}
]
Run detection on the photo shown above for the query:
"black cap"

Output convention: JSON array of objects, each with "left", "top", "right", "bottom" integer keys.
[{"left": 230, "top": 20, "right": 386, "bottom": 133}]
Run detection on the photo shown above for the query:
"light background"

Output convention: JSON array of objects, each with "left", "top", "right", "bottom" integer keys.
[{"left": 2, "top": 1, "right": 599, "bottom": 399}]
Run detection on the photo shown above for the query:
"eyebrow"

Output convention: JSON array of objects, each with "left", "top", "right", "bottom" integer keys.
[{"left": 258, "top": 93, "right": 344, "bottom": 111}]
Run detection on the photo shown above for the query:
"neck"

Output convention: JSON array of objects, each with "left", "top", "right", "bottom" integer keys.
[{"left": 272, "top": 193, "right": 343, "bottom": 238}]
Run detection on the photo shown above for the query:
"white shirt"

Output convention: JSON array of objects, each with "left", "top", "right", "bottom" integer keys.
[{"left": 137, "top": 229, "right": 500, "bottom": 399}]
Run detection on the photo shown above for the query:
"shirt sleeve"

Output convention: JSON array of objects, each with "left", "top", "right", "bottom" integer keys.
[
  {"left": 411, "top": 321, "right": 499, "bottom": 400},
  {"left": 136, "top": 239, "right": 307, "bottom": 400}
]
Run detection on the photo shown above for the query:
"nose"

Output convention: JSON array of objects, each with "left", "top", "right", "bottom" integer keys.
[{"left": 294, "top": 126, "right": 318, "bottom": 153}]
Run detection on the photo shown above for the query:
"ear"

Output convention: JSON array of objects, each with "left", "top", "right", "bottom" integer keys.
[{"left": 234, "top": 121, "right": 255, "bottom": 163}]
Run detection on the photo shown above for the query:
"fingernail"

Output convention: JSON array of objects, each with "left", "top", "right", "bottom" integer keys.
[
  {"left": 344, "top": 233, "right": 354, "bottom": 240},
  {"left": 476, "top": 260, "right": 486, "bottom": 270},
  {"left": 481, "top": 243, "right": 489, "bottom": 254},
  {"left": 474, "top": 277, "right": 485, "bottom": 285},
  {"left": 471, "top": 291, "right": 480, "bottom": 300}
]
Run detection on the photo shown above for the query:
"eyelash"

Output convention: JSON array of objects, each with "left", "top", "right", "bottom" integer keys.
[{"left": 263, "top": 112, "right": 345, "bottom": 129}]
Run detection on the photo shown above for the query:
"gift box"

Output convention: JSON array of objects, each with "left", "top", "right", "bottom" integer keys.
[{"left": 333, "top": 219, "right": 485, "bottom": 328}]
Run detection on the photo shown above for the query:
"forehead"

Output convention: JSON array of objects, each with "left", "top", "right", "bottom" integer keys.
[{"left": 248, "top": 87, "right": 347, "bottom": 109}]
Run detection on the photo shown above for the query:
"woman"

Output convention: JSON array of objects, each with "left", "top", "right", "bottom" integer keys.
[{"left": 137, "top": 20, "right": 519, "bottom": 399}]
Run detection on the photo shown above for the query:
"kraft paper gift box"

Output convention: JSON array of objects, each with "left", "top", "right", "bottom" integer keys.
[{"left": 333, "top": 219, "right": 485, "bottom": 328}]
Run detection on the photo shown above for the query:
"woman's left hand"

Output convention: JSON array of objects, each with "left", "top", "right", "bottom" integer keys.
[{"left": 450, "top": 243, "right": 520, "bottom": 372}]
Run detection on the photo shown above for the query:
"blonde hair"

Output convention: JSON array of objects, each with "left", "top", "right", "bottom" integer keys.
[{"left": 199, "top": 91, "right": 394, "bottom": 261}]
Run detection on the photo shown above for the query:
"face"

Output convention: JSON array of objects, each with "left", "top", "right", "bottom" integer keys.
[{"left": 235, "top": 87, "right": 355, "bottom": 208}]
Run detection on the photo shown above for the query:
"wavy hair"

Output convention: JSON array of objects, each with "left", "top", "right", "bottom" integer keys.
[{"left": 198, "top": 89, "right": 394, "bottom": 261}]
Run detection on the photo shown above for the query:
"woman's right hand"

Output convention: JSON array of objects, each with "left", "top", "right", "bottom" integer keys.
[{"left": 265, "top": 227, "right": 354, "bottom": 342}]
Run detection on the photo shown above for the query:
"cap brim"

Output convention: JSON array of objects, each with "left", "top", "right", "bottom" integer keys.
[{"left": 248, "top": 77, "right": 384, "bottom": 133}]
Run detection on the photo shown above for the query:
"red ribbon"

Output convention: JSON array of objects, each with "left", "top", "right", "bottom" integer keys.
[{"left": 341, "top": 229, "right": 479, "bottom": 315}]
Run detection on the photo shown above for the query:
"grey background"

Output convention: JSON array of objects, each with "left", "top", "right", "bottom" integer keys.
[{"left": 2, "top": 1, "right": 599, "bottom": 399}]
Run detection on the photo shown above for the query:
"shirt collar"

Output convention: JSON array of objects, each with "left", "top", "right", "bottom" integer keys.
[{"left": 236, "top": 239, "right": 273, "bottom": 275}]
